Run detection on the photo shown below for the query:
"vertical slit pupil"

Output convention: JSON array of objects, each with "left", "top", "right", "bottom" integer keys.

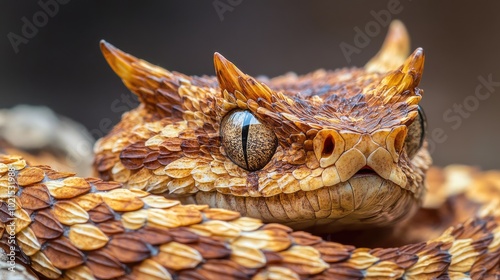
[
  {"left": 322, "top": 135, "right": 335, "bottom": 156},
  {"left": 241, "top": 112, "right": 253, "bottom": 170}
]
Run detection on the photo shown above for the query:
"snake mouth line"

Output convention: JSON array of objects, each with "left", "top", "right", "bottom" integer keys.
[
  {"left": 353, "top": 166, "right": 377, "bottom": 177},
  {"left": 190, "top": 174, "right": 416, "bottom": 233}
]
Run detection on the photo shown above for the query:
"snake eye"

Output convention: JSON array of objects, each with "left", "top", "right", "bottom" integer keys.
[
  {"left": 221, "top": 110, "right": 278, "bottom": 171},
  {"left": 405, "top": 106, "right": 426, "bottom": 158}
]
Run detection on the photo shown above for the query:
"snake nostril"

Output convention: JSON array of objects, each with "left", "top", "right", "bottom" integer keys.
[{"left": 322, "top": 135, "right": 335, "bottom": 157}]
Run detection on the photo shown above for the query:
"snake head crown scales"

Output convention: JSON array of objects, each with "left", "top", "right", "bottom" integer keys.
[{"left": 95, "top": 20, "right": 431, "bottom": 232}]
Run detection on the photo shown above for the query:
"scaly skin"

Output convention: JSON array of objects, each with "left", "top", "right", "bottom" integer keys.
[
  {"left": 95, "top": 21, "right": 429, "bottom": 234},
  {"left": 1, "top": 21, "right": 500, "bottom": 279},
  {"left": 2, "top": 157, "right": 500, "bottom": 279}
]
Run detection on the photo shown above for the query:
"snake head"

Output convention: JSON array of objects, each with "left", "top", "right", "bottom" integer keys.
[{"left": 96, "top": 21, "right": 431, "bottom": 232}]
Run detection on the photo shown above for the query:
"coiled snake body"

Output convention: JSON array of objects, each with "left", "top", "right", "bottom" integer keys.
[{"left": 1, "top": 21, "right": 500, "bottom": 279}]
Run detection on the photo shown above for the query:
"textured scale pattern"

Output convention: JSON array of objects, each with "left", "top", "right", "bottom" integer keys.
[
  {"left": 1, "top": 156, "right": 500, "bottom": 279},
  {"left": 1, "top": 20, "right": 500, "bottom": 279},
  {"left": 93, "top": 26, "right": 430, "bottom": 232}
]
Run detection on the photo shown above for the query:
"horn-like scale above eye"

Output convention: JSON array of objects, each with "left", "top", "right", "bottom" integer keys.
[
  {"left": 405, "top": 106, "right": 426, "bottom": 158},
  {"left": 221, "top": 110, "right": 278, "bottom": 171}
]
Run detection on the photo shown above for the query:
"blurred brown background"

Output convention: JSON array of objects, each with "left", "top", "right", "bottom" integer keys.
[{"left": 0, "top": 1, "right": 499, "bottom": 169}]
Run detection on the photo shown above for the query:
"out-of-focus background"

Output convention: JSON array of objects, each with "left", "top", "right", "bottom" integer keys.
[{"left": 0, "top": 1, "right": 499, "bottom": 169}]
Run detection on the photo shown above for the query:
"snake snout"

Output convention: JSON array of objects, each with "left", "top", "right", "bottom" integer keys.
[{"left": 313, "top": 127, "right": 409, "bottom": 188}]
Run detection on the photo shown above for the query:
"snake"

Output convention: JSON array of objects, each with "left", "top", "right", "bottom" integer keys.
[{"left": 1, "top": 20, "right": 500, "bottom": 279}]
